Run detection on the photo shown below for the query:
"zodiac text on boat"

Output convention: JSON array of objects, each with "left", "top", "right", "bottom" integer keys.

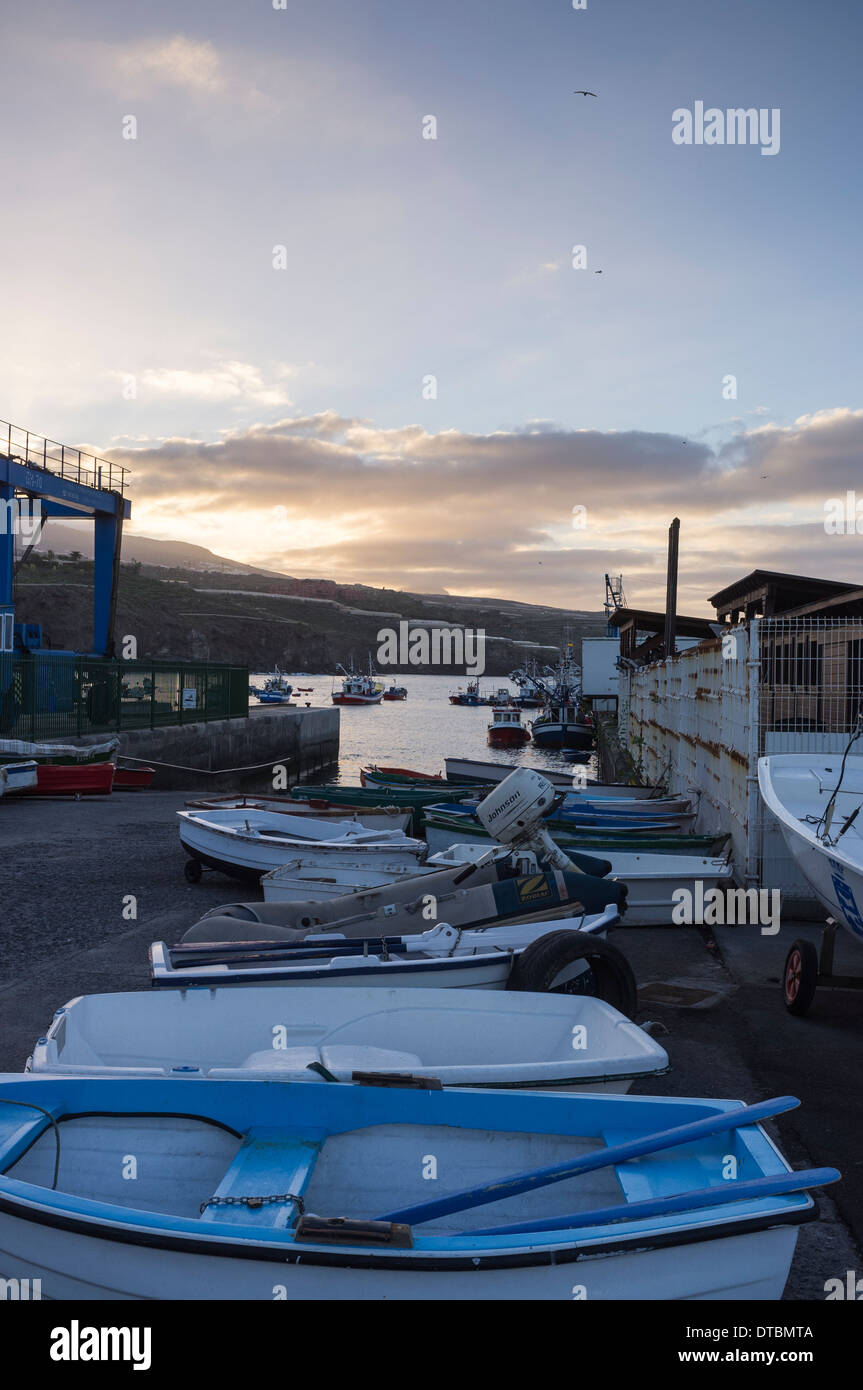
[
  {"left": 671, "top": 884, "right": 780, "bottom": 934},
  {"left": 376, "top": 621, "right": 486, "bottom": 676}
]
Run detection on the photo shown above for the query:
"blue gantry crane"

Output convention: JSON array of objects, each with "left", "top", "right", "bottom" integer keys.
[{"left": 0, "top": 418, "right": 131, "bottom": 659}]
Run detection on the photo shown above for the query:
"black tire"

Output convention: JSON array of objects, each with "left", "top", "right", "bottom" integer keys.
[
  {"left": 184, "top": 858, "right": 203, "bottom": 884},
  {"left": 507, "top": 930, "right": 638, "bottom": 1018},
  {"left": 783, "top": 938, "right": 818, "bottom": 1016}
]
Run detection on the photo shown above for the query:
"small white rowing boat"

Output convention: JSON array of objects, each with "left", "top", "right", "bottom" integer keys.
[
  {"left": 27, "top": 986, "right": 669, "bottom": 1092},
  {"left": 178, "top": 807, "right": 428, "bottom": 881},
  {"left": 149, "top": 905, "right": 625, "bottom": 993}
]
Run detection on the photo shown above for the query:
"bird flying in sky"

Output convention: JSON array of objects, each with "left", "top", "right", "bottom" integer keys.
[{"left": 574, "top": 90, "right": 598, "bottom": 97}]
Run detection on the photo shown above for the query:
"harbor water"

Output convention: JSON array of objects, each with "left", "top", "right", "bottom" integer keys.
[{"left": 251, "top": 672, "right": 599, "bottom": 784}]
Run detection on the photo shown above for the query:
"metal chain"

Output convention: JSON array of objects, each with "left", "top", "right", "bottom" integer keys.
[{"left": 200, "top": 1192, "right": 305, "bottom": 1214}]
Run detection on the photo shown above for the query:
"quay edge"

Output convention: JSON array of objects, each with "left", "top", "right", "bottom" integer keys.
[{"left": 73, "top": 704, "right": 340, "bottom": 791}]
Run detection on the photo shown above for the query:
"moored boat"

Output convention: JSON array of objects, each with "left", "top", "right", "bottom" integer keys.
[
  {"left": 331, "top": 660, "right": 383, "bottom": 705},
  {"left": 382, "top": 683, "right": 408, "bottom": 700},
  {"left": 0, "top": 1075, "right": 837, "bottom": 1299},
  {"left": 249, "top": 667, "right": 294, "bottom": 704},
  {"left": 487, "top": 706, "right": 530, "bottom": 747}
]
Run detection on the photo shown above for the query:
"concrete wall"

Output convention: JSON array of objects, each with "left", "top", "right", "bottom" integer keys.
[{"left": 75, "top": 705, "right": 340, "bottom": 790}]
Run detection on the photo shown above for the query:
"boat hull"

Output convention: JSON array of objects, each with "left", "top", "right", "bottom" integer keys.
[
  {"left": 0, "top": 1078, "right": 811, "bottom": 1301},
  {"left": 0, "top": 1211, "right": 797, "bottom": 1300},
  {"left": 22, "top": 763, "right": 115, "bottom": 796},
  {"left": 759, "top": 754, "right": 863, "bottom": 945},
  {"left": 488, "top": 728, "right": 530, "bottom": 747},
  {"left": 531, "top": 722, "right": 594, "bottom": 751}
]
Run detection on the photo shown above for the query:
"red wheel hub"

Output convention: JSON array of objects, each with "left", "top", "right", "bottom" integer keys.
[{"left": 785, "top": 949, "right": 802, "bottom": 1002}]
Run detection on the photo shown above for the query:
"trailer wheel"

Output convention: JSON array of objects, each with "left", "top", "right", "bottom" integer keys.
[
  {"left": 184, "top": 858, "right": 203, "bottom": 884},
  {"left": 507, "top": 930, "right": 637, "bottom": 1019},
  {"left": 783, "top": 938, "right": 818, "bottom": 1016}
]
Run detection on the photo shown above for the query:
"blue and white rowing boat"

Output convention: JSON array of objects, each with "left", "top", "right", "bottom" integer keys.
[{"left": 0, "top": 1076, "right": 837, "bottom": 1299}]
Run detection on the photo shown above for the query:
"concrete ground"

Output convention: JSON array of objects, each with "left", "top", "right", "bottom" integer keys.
[{"left": 1, "top": 790, "right": 862, "bottom": 1300}]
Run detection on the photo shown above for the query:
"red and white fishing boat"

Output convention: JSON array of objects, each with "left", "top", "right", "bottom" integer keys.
[
  {"left": 331, "top": 661, "right": 383, "bottom": 706},
  {"left": 487, "top": 706, "right": 530, "bottom": 748}
]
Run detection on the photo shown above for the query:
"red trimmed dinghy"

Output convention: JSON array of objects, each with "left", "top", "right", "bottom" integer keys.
[{"left": 0, "top": 1076, "right": 837, "bottom": 1300}]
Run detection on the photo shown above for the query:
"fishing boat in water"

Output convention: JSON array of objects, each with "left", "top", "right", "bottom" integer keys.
[
  {"left": 488, "top": 706, "right": 530, "bottom": 748},
  {"left": 0, "top": 1075, "right": 836, "bottom": 1299},
  {"left": 27, "top": 985, "right": 668, "bottom": 1093},
  {"left": 331, "top": 660, "right": 383, "bottom": 705},
  {"left": 448, "top": 678, "right": 484, "bottom": 706},
  {"left": 382, "top": 682, "right": 408, "bottom": 700},
  {"left": 249, "top": 667, "right": 294, "bottom": 704}
]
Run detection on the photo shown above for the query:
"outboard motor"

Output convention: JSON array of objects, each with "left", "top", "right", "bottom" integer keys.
[{"left": 476, "top": 768, "right": 584, "bottom": 872}]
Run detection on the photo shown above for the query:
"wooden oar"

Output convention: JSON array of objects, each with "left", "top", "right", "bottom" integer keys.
[
  {"left": 375, "top": 1095, "right": 801, "bottom": 1226},
  {"left": 470, "top": 1167, "right": 841, "bottom": 1237}
]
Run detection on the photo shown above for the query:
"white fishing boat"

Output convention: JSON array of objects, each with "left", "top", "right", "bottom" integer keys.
[
  {"left": 0, "top": 760, "right": 38, "bottom": 796},
  {"left": 0, "top": 1075, "right": 837, "bottom": 1299},
  {"left": 27, "top": 986, "right": 669, "bottom": 1092},
  {"left": 331, "top": 659, "right": 383, "bottom": 705},
  {"left": 149, "top": 905, "right": 625, "bottom": 992},
  {"left": 177, "top": 807, "right": 428, "bottom": 882},
  {"left": 444, "top": 757, "right": 663, "bottom": 796}
]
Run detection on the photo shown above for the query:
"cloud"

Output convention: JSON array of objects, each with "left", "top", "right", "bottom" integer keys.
[
  {"left": 105, "top": 407, "right": 863, "bottom": 611},
  {"left": 111, "top": 361, "right": 296, "bottom": 407}
]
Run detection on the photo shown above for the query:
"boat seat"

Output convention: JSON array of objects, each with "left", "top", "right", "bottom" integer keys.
[
  {"left": 0, "top": 1103, "right": 51, "bottom": 1172},
  {"left": 208, "top": 1044, "right": 424, "bottom": 1079},
  {"left": 199, "top": 1127, "right": 324, "bottom": 1226}
]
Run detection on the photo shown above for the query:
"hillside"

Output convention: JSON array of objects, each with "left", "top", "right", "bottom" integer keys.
[{"left": 15, "top": 542, "right": 608, "bottom": 674}]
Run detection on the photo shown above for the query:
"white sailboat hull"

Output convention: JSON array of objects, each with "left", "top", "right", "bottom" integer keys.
[{"left": 758, "top": 754, "right": 863, "bottom": 946}]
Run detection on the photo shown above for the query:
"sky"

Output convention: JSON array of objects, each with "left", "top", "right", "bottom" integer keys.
[{"left": 2, "top": 0, "right": 862, "bottom": 615}]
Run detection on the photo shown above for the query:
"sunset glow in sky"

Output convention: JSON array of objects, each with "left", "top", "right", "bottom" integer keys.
[{"left": 2, "top": 0, "right": 862, "bottom": 615}]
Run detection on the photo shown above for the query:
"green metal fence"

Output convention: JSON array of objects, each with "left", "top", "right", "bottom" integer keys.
[{"left": 0, "top": 655, "right": 249, "bottom": 740}]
